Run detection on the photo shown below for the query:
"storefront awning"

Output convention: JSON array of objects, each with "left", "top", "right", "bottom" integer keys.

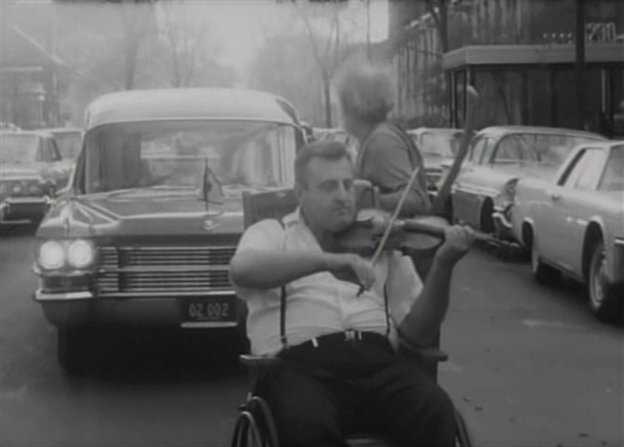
[{"left": 443, "top": 43, "right": 624, "bottom": 71}]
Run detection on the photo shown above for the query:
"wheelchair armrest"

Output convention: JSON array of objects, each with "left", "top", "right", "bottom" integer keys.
[
  {"left": 239, "top": 354, "right": 283, "bottom": 391},
  {"left": 398, "top": 340, "right": 448, "bottom": 363},
  {"left": 239, "top": 354, "right": 282, "bottom": 368}
]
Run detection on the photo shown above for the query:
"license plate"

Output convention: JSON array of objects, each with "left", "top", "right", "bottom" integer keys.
[{"left": 181, "top": 297, "right": 235, "bottom": 323}]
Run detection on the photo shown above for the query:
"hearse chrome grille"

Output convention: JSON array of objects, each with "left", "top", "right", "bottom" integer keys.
[{"left": 96, "top": 246, "right": 236, "bottom": 295}]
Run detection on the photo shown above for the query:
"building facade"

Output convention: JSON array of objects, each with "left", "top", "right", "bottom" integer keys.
[
  {"left": 1, "top": 1, "right": 66, "bottom": 130},
  {"left": 389, "top": 0, "right": 624, "bottom": 135}
]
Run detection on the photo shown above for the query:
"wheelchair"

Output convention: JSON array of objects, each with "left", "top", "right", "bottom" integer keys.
[{"left": 231, "top": 187, "right": 473, "bottom": 447}]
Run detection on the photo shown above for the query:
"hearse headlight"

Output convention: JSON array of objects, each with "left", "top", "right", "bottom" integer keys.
[
  {"left": 67, "top": 239, "right": 95, "bottom": 269},
  {"left": 11, "top": 182, "right": 24, "bottom": 195},
  {"left": 38, "top": 240, "right": 66, "bottom": 270},
  {"left": 28, "top": 181, "right": 44, "bottom": 195}
]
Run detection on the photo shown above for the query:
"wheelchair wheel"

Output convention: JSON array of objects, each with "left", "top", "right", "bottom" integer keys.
[
  {"left": 231, "top": 396, "right": 279, "bottom": 447},
  {"left": 454, "top": 410, "right": 472, "bottom": 447}
]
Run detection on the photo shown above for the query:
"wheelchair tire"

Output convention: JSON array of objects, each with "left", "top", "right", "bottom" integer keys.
[
  {"left": 231, "top": 396, "right": 279, "bottom": 447},
  {"left": 231, "top": 411, "right": 263, "bottom": 447},
  {"left": 454, "top": 410, "right": 472, "bottom": 447}
]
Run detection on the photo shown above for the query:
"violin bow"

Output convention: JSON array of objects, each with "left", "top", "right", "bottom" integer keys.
[
  {"left": 370, "top": 86, "right": 479, "bottom": 263},
  {"left": 430, "top": 85, "right": 479, "bottom": 216},
  {"left": 356, "top": 86, "right": 479, "bottom": 295},
  {"left": 369, "top": 166, "right": 421, "bottom": 266},
  {"left": 355, "top": 165, "right": 421, "bottom": 296}
]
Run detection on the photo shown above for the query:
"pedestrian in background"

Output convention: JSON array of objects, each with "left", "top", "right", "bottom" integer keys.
[{"left": 336, "top": 61, "right": 430, "bottom": 218}]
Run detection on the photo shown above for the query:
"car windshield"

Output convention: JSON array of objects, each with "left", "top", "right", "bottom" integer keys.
[
  {"left": 495, "top": 133, "right": 603, "bottom": 166},
  {"left": 81, "top": 120, "right": 297, "bottom": 194},
  {"left": 599, "top": 145, "right": 624, "bottom": 191},
  {"left": 420, "top": 131, "right": 462, "bottom": 158},
  {"left": 0, "top": 134, "right": 39, "bottom": 164},
  {"left": 54, "top": 133, "right": 82, "bottom": 160}
]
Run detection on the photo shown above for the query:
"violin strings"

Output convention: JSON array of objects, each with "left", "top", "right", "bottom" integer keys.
[{"left": 370, "top": 166, "right": 421, "bottom": 266}]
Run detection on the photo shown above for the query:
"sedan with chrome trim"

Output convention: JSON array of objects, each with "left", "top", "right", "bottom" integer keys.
[
  {"left": 509, "top": 141, "right": 623, "bottom": 323},
  {"left": 450, "top": 126, "right": 605, "bottom": 237},
  {"left": 33, "top": 88, "right": 304, "bottom": 373},
  {"left": 1, "top": 130, "right": 71, "bottom": 226}
]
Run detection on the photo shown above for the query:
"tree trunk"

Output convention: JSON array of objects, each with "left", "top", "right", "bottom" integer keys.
[
  {"left": 438, "top": 0, "right": 449, "bottom": 53},
  {"left": 323, "top": 77, "right": 332, "bottom": 127},
  {"left": 124, "top": 39, "right": 138, "bottom": 90}
]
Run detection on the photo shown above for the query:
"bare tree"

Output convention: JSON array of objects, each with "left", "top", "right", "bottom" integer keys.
[
  {"left": 107, "top": 0, "right": 157, "bottom": 89},
  {"left": 158, "top": 1, "right": 214, "bottom": 87},
  {"left": 291, "top": 0, "right": 351, "bottom": 127},
  {"left": 250, "top": 31, "right": 325, "bottom": 124}
]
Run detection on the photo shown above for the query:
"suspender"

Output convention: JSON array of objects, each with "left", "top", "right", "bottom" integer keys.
[
  {"left": 383, "top": 283, "right": 391, "bottom": 337},
  {"left": 279, "top": 284, "right": 288, "bottom": 350},
  {"left": 276, "top": 218, "right": 289, "bottom": 350},
  {"left": 275, "top": 218, "right": 393, "bottom": 351}
]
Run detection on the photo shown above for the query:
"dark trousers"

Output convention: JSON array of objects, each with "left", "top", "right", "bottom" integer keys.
[{"left": 256, "top": 333, "right": 456, "bottom": 447}]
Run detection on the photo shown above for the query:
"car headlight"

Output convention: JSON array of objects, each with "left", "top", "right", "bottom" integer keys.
[
  {"left": 503, "top": 181, "right": 516, "bottom": 198},
  {"left": 500, "top": 179, "right": 518, "bottom": 204},
  {"left": 28, "top": 181, "right": 43, "bottom": 195},
  {"left": 38, "top": 240, "right": 66, "bottom": 270},
  {"left": 67, "top": 239, "right": 95, "bottom": 269},
  {"left": 11, "top": 182, "right": 23, "bottom": 195}
]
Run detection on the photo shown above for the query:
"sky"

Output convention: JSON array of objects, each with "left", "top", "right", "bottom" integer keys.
[{"left": 194, "top": 0, "right": 389, "bottom": 70}]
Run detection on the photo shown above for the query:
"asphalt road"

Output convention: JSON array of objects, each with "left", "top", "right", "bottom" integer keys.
[{"left": 1, "top": 228, "right": 622, "bottom": 447}]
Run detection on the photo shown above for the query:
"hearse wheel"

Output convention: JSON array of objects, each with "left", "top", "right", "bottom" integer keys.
[{"left": 57, "top": 327, "right": 91, "bottom": 375}]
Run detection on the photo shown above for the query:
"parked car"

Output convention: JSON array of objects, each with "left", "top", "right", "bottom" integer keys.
[
  {"left": 32, "top": 88, "right": 304, "bottom": 372},
  {"left": 504, "top": 141, "right": 623, "bottom": 322},
  {"left": 449, "top": 126, "right": 606, "bottom": 236},
  {"left": 41, "top": 127, "right": 83, "bottom": 161},
  {"left": 407, "top": 127, "right": 463, "bottom": 192},
  {"left": 0, "top": 122, "right": 21, "bottom": 132},
  {"left": 0, "top": 130, "right": 72, "bottom": 226}
]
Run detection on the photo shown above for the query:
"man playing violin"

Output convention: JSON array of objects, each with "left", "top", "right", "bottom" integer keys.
[{"left": 230, "top": 140, "right": 474, "bottom": 447}]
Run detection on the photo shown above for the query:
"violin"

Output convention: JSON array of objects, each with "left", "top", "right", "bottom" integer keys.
[
  {"left": 333, "top": 208, "right": 450, "bottom": 258},
  {"left": 332, "top": 86, "right": 514, "bottom": 261}
]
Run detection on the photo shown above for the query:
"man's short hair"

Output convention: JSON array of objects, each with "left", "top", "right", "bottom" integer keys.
[
  {"left": 336, "top": 60, "right": 395, "bottom": 124},
  {"left": 295, "top": 140, "right": 351, "bottom": 187}
]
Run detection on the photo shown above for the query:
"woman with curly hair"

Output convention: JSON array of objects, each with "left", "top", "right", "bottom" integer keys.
[{"left": 336, "top": 61, "right": 430, "bottom": 217}]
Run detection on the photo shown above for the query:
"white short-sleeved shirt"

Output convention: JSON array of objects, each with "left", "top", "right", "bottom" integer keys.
[{"left": 232, "top": 209, "right": 423, "bottom": 356}]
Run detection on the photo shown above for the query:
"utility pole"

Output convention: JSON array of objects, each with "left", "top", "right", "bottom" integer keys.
[{"left": 575, "top": 0, "right": 586, "bottom": 129}]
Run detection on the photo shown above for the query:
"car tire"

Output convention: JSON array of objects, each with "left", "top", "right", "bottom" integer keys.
[
  {"left": 531, "top": 237, "right": 559, "bottom": 285},
  {"left": 57, "top": 327, "right": 90, "bottom": 375},
  {"left": 588, "top": 242, "right": 623, "bottom": 324},
  {"left": 480, "top": 199, "right": 494, "bottom": 234}
]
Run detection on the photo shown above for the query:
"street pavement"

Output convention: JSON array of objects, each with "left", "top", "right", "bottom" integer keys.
[{"left": 1, "top": 228, "right": 622, "bottom": 447}]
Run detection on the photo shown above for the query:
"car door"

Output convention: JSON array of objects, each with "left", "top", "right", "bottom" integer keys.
[
  {"left": 50, "top": 139, "right": 73, "bottom": 186},
  {"left": 542, "top": 147, "right": 607, "bottom": 271},
  {"left": 42, "top": 139, "right": 69, "bottom": 188},
  {"left": 453, "top": 135, "right": 492, "bottom": 227}
]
